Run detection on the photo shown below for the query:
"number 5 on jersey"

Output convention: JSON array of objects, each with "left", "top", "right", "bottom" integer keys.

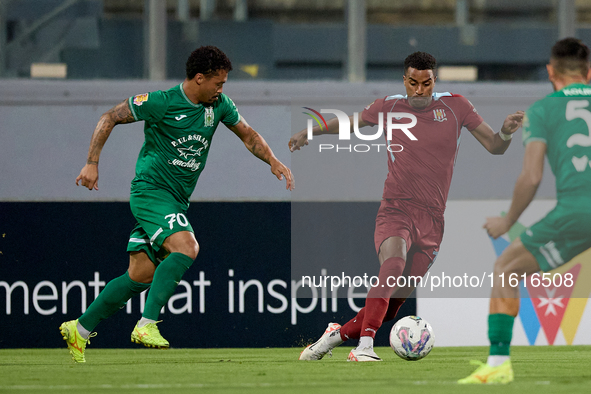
[
  {"left": 566, "top": 100, "right": 591, "bottom": 147},
  {"left": 165, "top": 213, "right": 189, "bottom": 230}
]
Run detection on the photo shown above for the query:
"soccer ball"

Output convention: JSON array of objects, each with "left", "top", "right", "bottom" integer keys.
[{"left": 389, "top": 315, "right": 435, "bottom": 361}]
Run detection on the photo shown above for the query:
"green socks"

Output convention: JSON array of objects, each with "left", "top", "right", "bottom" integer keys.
[
  {"left": 79, "top": 271, "right": 150, "bottom": 331},
  {"left": 488, "top": 313, "right": 515, "bottom": 356},
  {"left": 142, "top": 252, "right": 194, "bottom": 320},
  {"left": 78, "top": 253, "right": 194, "bottom": 330}
]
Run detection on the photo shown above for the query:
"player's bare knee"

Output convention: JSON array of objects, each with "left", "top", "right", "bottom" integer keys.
[
  {"left": 169, "top": 240, "right": 199, "bottom": 260},
  {"left": 129, "top": 269, "right": 153, "bottom": 283},
  {"left": 163, "top": 231, "right": 199, "bottom": 259},
  {"left": 493, "top": 241, "right": 522, "bottom": 277},
  {"left": 378, "top": 236, "right": 407, "bottom": 264},
  {"left": 492, "top": 256, "right": 511, "bottom": 278},
  {"left": 128, "top": 252, "right": 155, "bottom": 283},
  {"left": 185, "top": 240, "right": 199, "bottom": 260},
  {"left": 493, "top": 255, "right": 527, "bottom": 281}
]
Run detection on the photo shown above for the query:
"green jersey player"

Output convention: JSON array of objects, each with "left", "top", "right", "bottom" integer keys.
[
  {"left": 59, "top": 46, "right": 293, "bottom": 363},
  {"left": 460, "top": 38, "right": 591, "bottom": 384}
]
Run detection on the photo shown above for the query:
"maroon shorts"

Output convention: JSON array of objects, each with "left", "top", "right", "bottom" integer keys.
[{"left": 374, "top": 199, "right": 444, "bottom": 277}]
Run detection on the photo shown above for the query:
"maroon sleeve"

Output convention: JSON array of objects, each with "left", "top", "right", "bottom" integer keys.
[
  {"left": 455, "top": 95, "right": 484, "bottom": 131},
  {"left": 361, "top": 97, "right": 386, "bottom": 126}
]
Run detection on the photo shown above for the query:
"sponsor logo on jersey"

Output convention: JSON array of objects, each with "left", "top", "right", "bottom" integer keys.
[
  {"left": 175, "top": 115, "right": 187, "bottom": 121},
  {"left": 168, "top": 158, "right": 201, "bottom": 172},
  {"left": 433, "top": 108, "right": 447, "bottom": 122},
  {"left": 364, "top": 100, "right": 375, "bottom": 110},
  {"left": 204, "top": 107, "right": 215, "bottom": 127},
  {"left": 168, "top": 134, "right": 210, "bottom": 172},
  {"left": 177, "top": 145, "right": 204, "bottom": 159},
  {"left": 133, "top": 93, "right": 149, "bottom": 106},
  {"left": 170, "top": 134, "right": 210, "bottom": 149}
]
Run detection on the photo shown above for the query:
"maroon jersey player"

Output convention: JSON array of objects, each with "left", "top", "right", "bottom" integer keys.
[
  {"left": 363, "top": 92, "right": 482, "bottom": 208},
  {"left": 289, "top": 52, "right": 524, "bottom": 362}
]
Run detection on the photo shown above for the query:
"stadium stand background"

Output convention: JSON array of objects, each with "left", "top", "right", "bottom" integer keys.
[{"left": 2, "top": 0, "right": 591, "bottom": 80}]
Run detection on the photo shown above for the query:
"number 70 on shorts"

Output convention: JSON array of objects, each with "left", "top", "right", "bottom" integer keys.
[{"left": 165, "top": 213, "right": 190, "bottom": 230}]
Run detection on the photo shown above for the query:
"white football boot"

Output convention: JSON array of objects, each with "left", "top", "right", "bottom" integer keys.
[
  {"left": 299, "top": 323, "right": 343, "bottom": 360},
  {"left": 347, "top": 346, "right": 383, "bottom": 362}
]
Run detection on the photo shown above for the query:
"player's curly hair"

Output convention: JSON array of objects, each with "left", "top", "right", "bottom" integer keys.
[
  {"left": 186, "top": 46, "right": 233, "bottom": 79},
  {"left": 404, "top": 52, "right": 437, "bottom": 75},
  {"left": 551, "top": 37, "right": 590, "bottom": 76}
]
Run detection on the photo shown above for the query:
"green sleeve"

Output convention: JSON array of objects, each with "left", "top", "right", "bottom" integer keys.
[
  {"left": 220, "top": 94, "right": 241, "bottom": 127},
  {"left": 128, "top": 90, "right": 168, "bottom": 124},
  {"left": 522, "top": 102, "right": 547, "bottom": 146}
]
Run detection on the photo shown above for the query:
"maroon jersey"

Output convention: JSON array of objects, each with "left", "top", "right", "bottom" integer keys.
[{"left": 362, "top": 93, "right": 483, "bottom": 209}]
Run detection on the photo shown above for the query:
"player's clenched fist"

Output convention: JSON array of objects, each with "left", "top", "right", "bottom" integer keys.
[
  {"left": 500, "top": 110, "right": 525, "bottom": 135},
  {"left": 289, "top": 130, "right": 309, "bottom": 152},
  {"left": 76, "top": 164, "right": 99, "bottom": 191},
  {"left": 483, "top": 216, "right": 512, "bottom": 239}
]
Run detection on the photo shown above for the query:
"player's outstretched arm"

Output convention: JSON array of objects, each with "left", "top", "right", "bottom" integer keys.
[
  {"left": 288, "top": 115, "right": 369, "bottom": 152},
  {"left": 75, "top": 99, "right": 136, "bottom": 191},
  {"left": 469, "top": 111, "right": 524, "bottom": 155},
  {"left": 484, "top": 141, "right": 546, "bottom": 238},
  {"left": 229, "top": 116, "right": 294, "bottom": 190}
]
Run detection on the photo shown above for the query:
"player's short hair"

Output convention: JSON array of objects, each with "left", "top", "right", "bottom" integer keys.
[
  {"left": 550, "top": 38, "right": 590, "bottom": 77},
  {"left": 186, "top": 46, "right": 233, "bottom": 79},
  {"left": 404, "top": 52, "right": 437, "bottom": 75}
]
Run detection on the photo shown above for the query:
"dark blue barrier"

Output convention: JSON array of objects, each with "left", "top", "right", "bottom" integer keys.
[{"left": 0, "top": 202, "right": 415, "bottom": 349}]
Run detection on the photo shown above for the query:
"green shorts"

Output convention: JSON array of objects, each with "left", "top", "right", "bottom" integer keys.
[
  {"left": 521, "top": 202, "right": 591, "bottom": 272},
  {"left": 126, "top": 181, "right": 194, "bottom": 264}
]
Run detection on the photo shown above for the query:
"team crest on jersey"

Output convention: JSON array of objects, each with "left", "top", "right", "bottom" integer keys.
[
  {"left": 204, "top": 107, "right": 214, "bottom": 127},
  {"left": 433, "top": 108, "right": 447, "bottom": 122},
  {"left": 133, "top": 93, "right": 149, "bottom": 106}
]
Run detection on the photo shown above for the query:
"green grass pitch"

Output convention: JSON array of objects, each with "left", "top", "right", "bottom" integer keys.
[{"left": 0, "top": 346, "right": 589, "bottom": 394}]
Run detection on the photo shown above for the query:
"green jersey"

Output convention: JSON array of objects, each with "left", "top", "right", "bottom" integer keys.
[
  {"left": 523, "top": 83, "right": 591, "bottom": 204},
  {"left": 128, "top": 84, "right": 241, "bottom": 205}
]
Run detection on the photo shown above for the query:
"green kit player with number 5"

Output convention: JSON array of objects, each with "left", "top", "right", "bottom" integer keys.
[
  {"left": 459, "top": 38, "right": 591, "bottom": 384},
  {"left": 59, "top": 46, "right": 293, "bottom": 363}
]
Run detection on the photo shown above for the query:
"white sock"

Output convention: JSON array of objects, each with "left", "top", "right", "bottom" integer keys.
[
  {"left": 357, "top": 336, "right": 374, "bottom": 350},
  {"left": 487, "top": 355, "right": 510, "bottom": 367},
  {"left": 137, "top": 317, "right": 157, "bottom": 328},
  {"left": 76, "top": 322, "right": 91, "bottom": 340}
]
